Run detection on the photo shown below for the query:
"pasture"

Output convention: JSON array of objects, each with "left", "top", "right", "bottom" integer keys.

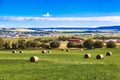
[{"left": 0, "top": 48, "right": 120, "bottom": 80}]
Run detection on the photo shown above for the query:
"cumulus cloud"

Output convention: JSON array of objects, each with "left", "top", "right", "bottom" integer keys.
[{"left": 1, "top": 16, "right": 120, "bottom": 22}]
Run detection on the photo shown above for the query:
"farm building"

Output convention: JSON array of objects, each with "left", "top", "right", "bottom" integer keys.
[{"left": 68, "top": 38, "right": 81, "bottom": 43}]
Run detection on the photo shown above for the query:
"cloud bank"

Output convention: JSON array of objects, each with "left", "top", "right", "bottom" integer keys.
[
  {"left": 1, "top": 16, "right": 120, "bottom": 28},
  {"left": 0, "top": 16, "right": 120, "bottom": 22}
]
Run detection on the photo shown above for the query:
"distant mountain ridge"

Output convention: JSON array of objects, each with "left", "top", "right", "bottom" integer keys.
[
  {"left": 27, "top": 26, "right": 120, "bottom": 31},
  {"left": 97, "top": 26, "right": 120, "bottom": 30}
]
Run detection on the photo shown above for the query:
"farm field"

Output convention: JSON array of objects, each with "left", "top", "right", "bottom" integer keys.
[{"left": 0, "top": 48, "right": 120, "bottom": 80}]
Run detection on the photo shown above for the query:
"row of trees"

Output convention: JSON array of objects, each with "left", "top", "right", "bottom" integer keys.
[
  {"left": 0, "top": 38, "right": 60, "bottom": 49},
  {"left": 67, "top": 39, "right": 116, "bottom": 49},
  {"left": 0, "top": 38, "right": 117, "bottom": 50}
]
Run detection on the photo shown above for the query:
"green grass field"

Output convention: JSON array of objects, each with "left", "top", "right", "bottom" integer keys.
[{"left": 0, "top": 48, "right": 120, "bottom": 80}]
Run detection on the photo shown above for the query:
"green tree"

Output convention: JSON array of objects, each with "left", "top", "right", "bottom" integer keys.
[
  {"left": 0, "top": 38, "right": 3, "bottom": 48},
  {"left": 4, "top": 41, "right": 11, "bottom": 49},
  {"left": 18, "top": 39, "right": 26, "bottom": 49},
  {"left": 93, "top": 41, "right": 104, "bottom": 48},
  {"left": 12, "top": 42, "right": 18, "bottom": 49},
  {"left": 83, "top": 39, "right": 93, "bottom": 49},
  {"left": 26, "top": 40, "right": 33, "bottom": 48},
  {"left": 26, "top": 40, "right": 41, "bottom": 48},
  {"left": 106, "top": 41, "right": 116, "bottom": 48},
  {"left": 50, "top": 41, "right": 60, "bottom": 48},
  {"left": 31, "top": 41, "right": 41, "bottom": 48}
]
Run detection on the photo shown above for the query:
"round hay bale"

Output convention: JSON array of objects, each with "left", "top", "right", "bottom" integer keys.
[
  {"left": 41, "top": 50, "right": 46, "bottom": 53},
  {"left": 84, "top": 53, "right": 91, "bottom": 58},
  {"left": 48, "top": 50, "right": 51, "bottom": 53},
  {"left": 12, "top": 50, "right": 16, "bottom": 53},
  {"left": 61, "top": 48, "right": 64, "bottom": 51},
  {"left": 106, "top": 51, "right": 112, "bottom": 56},
  {"left": 66, "top": 49, "right": 70, "bottom": 52},
  {"left": 19, "top": 51, "right": 23, "bottom": 53},
  {"left": 80, "top": 48, "right": 83, "bottom": 51},
  {"left": 30, "top": 56, "right": 39, "bottom": 62},
  {"left": 96, "top": 54, "right": 104, "bottom": 59}
]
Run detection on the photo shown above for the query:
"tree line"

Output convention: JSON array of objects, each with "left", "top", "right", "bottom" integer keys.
[
  {"left": 0, "top": 38, "right": 60, "bottom": 49},
  {"left": 67, "top": 39, "right": 116, "bottom": 49},
  {"left": 0, "top": 38, "right": 116, "bottom": 50}
]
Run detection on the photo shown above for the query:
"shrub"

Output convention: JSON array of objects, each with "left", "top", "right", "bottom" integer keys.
[
  {"left": 67, "top": 42, "right": 83, "bottom": 48},
  {"left": 83, "top": 39, "right": 93, "bottom": 49},
  {"left": 106, "top": 41, "right": 116, "bottom": 48},
  {"left": 41, "top": 43, "right": 50, "bottom": 49},
  {"left": 67, "top": 42, "right": 74, "bottom": 48},
  {"left": 50, "top": 41, "right": 60, "bottom": 48},
  {"left": 93, "top": 41, "right": 104, "bottom": 48}
]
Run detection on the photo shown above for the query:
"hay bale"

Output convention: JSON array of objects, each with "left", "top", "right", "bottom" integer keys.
[
  {"left": 30, "top": 56, "right": 39, "bottom": 62},
  {"left": 41, "top": 50, "right": 46, "bottom": 53},
  {"left": 96, "top": 54, "right": 104, "bottom": 59},
  {"left": 61, "top": 48, "right": 64, "bottom": 51},
  {"left": 66, "top": 49, "right": 70, "bottom": 52},
  {"left": 12, "top": 50, "right": 16, "bottom": 53},
  {"left": 106, "top": 51, "right": 112, "bottom": 56},
  {"left": 80, "top": 48, "right": 83, "bottom": 51},
  {"left": 84, "top": 53, "right": 91, "bottom": 58},
  {"left": 19, "top": 51, "right": 23, "bottom": 53},
  {"left": 48, "top": 50, "right": 51, "bottom": 53}
]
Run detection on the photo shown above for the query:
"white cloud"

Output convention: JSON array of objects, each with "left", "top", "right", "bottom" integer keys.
[
  {"left": 42, "top": 12, "right": 52, "bottom": 17},
  {"left": 1, "top": 16, "right": 120, "bottom": 22}
]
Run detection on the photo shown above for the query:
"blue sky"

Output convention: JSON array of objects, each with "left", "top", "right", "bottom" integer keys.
[{"left": 0, "top": 0, "right": 120, "bottom": 28}]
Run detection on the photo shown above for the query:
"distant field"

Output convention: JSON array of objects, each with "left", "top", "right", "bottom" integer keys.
[{"left": 0, "top": 48, "right": 120, "bottom": 80}]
